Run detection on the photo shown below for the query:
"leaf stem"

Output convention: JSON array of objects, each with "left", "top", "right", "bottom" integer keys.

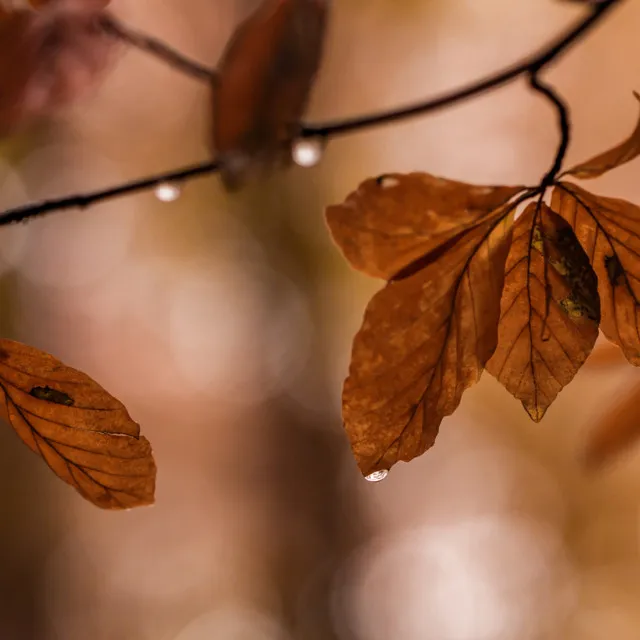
[
  {"left": 528, "top": 73, "right": 571, "bottom": 189},
  {"left": 0, "top": 0, "right": 623, "bottom": 226},
  {"left": 99, "top": 14, "right": 217, "bottom": 84}
]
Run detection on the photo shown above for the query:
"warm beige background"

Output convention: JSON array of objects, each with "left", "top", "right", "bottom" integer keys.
[{"left": 1, "top": 1, "right": 640, "bottom": 638}]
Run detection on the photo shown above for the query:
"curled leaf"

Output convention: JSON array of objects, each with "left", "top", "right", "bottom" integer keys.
[
  {"left": 564, "top": 92, "right": 640, "bottom": 179},
  {"left": 326, "top": 172, "right": 524, "bottom": 280},
  {"left": 0, "top": 339, "right": 155, "bottom": 509},
  {"left": 213, "top": 0, "right": 329, "bottom": 190},
  {"left": 335, "top": 193, "right": 517, "bottom": 475},
  {"left": 486, "top": 202, "right": 600, "bottom": 421},
  {"left": 551, "top": 182, "right": 640, "bottom": 365}
]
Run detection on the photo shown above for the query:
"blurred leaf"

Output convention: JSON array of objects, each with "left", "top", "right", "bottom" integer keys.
[
  {"left": 563, "top": 92, "right": 640, "bottom": 179},
  {"left": 0, "top": 340, "right": 155, "bottom": 509},
  {"left": 213, "top": 0, "right": 329, "bottom": 190},
  {"left": 486, "top": 202, "right": 600, "bottom": 421},
  {"left": 551, "top": 182, "right": 640, "bottom": 365},
  {"left": 28, "top": 0, "right": 111, "bottom": 9},
  {"left": 329, "top": 176, "right": 520, "bottom": 475},
  {"left": 0, "top": 1, "right": 115, "bottom": 136},
  {"left": 586, "top": 341, "right": 628, "bottom": 368},
  {"left": 584, "top": 380, "right": 640, "bottom": 468},
  {"left": 326, "top": 172, "right": 523, "bottom": 280}
]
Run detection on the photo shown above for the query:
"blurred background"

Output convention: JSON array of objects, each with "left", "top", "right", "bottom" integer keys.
[{"left": 1, "top": 0, "right": 640, "bottom": 638}]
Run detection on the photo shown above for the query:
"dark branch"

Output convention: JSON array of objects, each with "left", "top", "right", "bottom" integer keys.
[
  {"left": 301, "top": 0, "right": 620, "bottom": 138},
  {"left": 99, "top": 14, "right": 216, "bottom": 83},
  {"left": 527, "top": 73, "right": 571, "bottom": 188},
  {"left": 0, "top": 0, "right": 622, "bottom": 226},
  {"left": 0, "top": 161, "right": 217, "bottom": 225}
]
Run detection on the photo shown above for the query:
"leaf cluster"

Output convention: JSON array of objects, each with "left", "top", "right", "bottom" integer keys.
[
  {"left": 327, "top": 98, "right": 640, "bottom": 476},
  {"left": 0, "top": 0, "right": 631, "bottom": 507}
]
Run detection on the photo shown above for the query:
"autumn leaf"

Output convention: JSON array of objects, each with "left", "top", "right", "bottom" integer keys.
[
  {"left": 486, "top": 202, "right": 600, "bottom": 421},
  {"left": 551, "top": 182, "right": 640, "bottom": 365},
  {"left": 326, "top": 172, "right": 524, "bottom": 280},
  {"left": 328, "top": 176, "right": 524, "bottom": 475},
  {"left": 563, "top": 92, "right": 640, "bottom": 179},
  {"left": 583, "top": 379, "right": 640, "bottom": 468},
  {"left": 0, "top": 0, "right": 115, "bottom": 135},
  {"left": 0, "top": 340, "right": 155, "bottom": 509},
  {"left": 213, "top": 0, "right": 328, "bottom": 190}
]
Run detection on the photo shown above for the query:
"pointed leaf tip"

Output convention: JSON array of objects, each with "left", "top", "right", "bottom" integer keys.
[
  {"left": 486, "top": 202, "right": 600, "bottom": 421},
  {"left": 340, "top": 187, "right": 520, "bottom": 474},
  {"left": 564, "top": 91, "right": 640, "bottom": 180}
]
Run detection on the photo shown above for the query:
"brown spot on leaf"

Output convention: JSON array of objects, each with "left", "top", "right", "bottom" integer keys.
[
  {"left": 552, "top": 182, "right": 640, "bottom": 365},
  {"left": 30, "top": 385, "right": 74, "bottom": 406},
  {"left": 559, "top": 295, "right": 585, "bottom": 319},
  {"left": 605, "top": 253, "right": 624, "bottom": 287}
]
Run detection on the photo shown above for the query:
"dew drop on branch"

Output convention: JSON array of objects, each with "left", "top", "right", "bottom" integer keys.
[
  {"left": 154, "top": 182, "right": 181, "bottom": 203},
  {"left": 291, "top": 138, "right": 324, "bottom": 168},
  {"left": 365, "top": 469, "right": 388, "bottom": 483}
]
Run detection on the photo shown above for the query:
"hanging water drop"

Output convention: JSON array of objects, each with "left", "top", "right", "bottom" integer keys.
[
  {"left": 365, "top": 469, "right": 388, "bottom": 483},
  {"left": 291, "top": 137, "right": 324, "bottom": 168},
  {"left": 154, "top": 182, "right": 182, "bottom": 203}
]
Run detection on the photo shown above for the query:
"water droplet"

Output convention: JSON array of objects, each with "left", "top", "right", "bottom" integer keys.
[
  {"left": 376, "top": 175, "right": 400, "bottom": 189},
  {"left": 365, "top": 469, "right": 388, "bottom": 483},
  {"left": 154, "top": 182, "right": 181, "bottom": 203},
  {"left": 292, "top": 138, "right": 324, "bottom": 168}
]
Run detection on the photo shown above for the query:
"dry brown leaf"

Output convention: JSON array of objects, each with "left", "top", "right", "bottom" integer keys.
[
  {"left": 0, "top": 339, "right": 155, "bottom": 509},
  {"left": 213, "top": 0, "right": 328, "bottom": 190},
  {"left": 325, "top": 172, "right": 524, "bottom": 280},
  {"left": 583, "top": 379, "right": 640, "bottom": 468},
  {"left": 552, "top": 182, "right": 640, "bottom": 365},
  {"left": 486, "top": 202, "right": 600, "bottom": 421},
  {"left": 564, "top": 92, "right": 640, "bottom": 179},
  {"left": 339, "top": 200, "right": 516, "bottom": 476}
]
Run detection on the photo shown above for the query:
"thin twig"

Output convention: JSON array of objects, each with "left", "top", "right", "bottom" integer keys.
[
  {"left": 527, "top": 72, "right": 571, "bottom": 188},
  {"left": 301, "top": 0, "right": 621, "bottom": 138},
  {"left": 99, "top": 14, "right": 216, "bottom": 84},
  {"left": 0, "top": 0, "right": 623, "bottom": 226},
  {"left": 0, "top": 161, "right": 217, "bottom": 225}
]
